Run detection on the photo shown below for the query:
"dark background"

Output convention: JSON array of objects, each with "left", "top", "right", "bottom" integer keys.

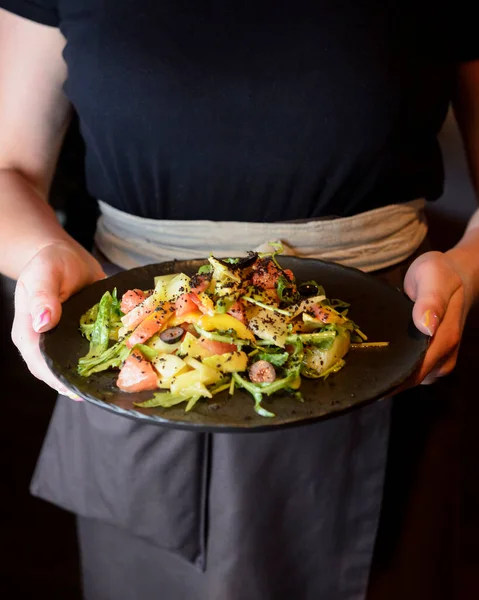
[{"left": 1, "top": 111, "right": 478, "bottom": 599}]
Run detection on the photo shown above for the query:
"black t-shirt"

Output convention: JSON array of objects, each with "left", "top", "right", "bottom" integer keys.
[{"left": 1, "top": 1, "right": 478, "bottom": 221}]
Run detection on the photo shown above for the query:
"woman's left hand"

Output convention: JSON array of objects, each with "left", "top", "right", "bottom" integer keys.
[{"left": 403, "top": 250, "right": 473, "bottom": 385}]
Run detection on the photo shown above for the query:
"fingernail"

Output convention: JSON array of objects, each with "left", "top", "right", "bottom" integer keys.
[
  {"left": 421, "top": 310, "right": 439, "bottom": 336},
  {"left": 32, "top": 308, "right": 51, "bottom": 333}
]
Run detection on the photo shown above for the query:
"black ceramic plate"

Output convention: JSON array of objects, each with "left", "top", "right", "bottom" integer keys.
[{"left": 40, "top": 257, "right": 428, "bottom": 432}]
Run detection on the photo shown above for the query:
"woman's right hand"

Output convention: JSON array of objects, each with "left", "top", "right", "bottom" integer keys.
[{"left": 11, "top": 240, "right": 106, "bottom": 399}]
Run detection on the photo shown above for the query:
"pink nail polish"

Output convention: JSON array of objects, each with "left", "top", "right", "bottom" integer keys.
[
  {"left": 421, "top": 310, "right": 439, "bottom": 336},
  {"left": 33, "top": 308, "right": 51, "bottom": 332}
]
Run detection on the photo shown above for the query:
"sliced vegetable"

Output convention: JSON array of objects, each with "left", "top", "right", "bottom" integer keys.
[
  {"left": 208, "top": 256, "right": 242, "bottom": 284},
  {"left": 300, "top": 331, "right": 350, "bottom": 378},
  {"left": 197, "top": 337, "right": 238, "bottom": 356},
  {"left": 197, "top": 313, "right": 255, "bottom": 343},
  {"left": 227, "top": 300, "right": 247, "bottom": 323},
  {"left": 178, "top": 332, "right": 216, "bottom": 359},
  {"left": 153, "top": 354, "right": 189, "bottom": 388},
  {"left": 251, "top": 257, "right": 284, "bottom": 290},
  {"left": 248, "top": 307, "right": 289, "bottom": 347},
  {"left": 120, "top": 289, "right": 146, "bottom": 314},
  {"left": 148, "top": 334, "right": 182, "bottom": 354},
  {"left": 117, "top": 349, "right": 158, "bottom": 392},
  {"left": 133, "top": 344, "right": 158, "bottom": 362},
  {"left": 190, "top": 273, "right": 212, "bottom": 293},
  {"left": 175, "top": 293, "right": 199, "bottom": 317},
  {"left": 126, "top": 302, "right": 175, "bottom": 348},
  {"left": 202, "top": 351, "right": 248, "bottom": 373},
  {"left": 121, "top": 292, "right": 162, "bottom": 331},
  {"left": 169, "top": 361, "right": 221, "bottom": 395}
]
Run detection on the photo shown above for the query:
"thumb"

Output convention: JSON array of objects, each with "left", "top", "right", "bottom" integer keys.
[
  {"left": 19, "top": 256, "right": 63, "bottom": 334},
  {"left": 404, "top": 254, "right": 453, "bottom": 337}
]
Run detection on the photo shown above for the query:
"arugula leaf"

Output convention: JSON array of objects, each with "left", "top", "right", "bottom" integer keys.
[
  {"left": 237, "top": 338, "right": 304, "bottom": 411},
  {"left": 283, "top": 336, "right": 304, "bottom": 380},
  {"left": 257, "top": 241, "right": 284, "bottom": 269},
  {"left": 276, "top": 274, "right": 298, "bottom": 306},
  {"left": 330, "top": 298, "right": 350, "bottom": 310},
  {"left": 232, "top": 372, "right": 275, "bottom": 417},
  {"left": 257, "top": 349, "right": 290, "bottom": 367}
]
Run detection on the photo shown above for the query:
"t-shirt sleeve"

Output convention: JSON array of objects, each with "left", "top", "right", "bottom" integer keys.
[{"left": 0, "top": 0, "right": 59, "bottom": 27}]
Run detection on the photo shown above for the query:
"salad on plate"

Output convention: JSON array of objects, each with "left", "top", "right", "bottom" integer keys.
[{"left": 77, "top": 245, "right": 387, "bottom": 417}]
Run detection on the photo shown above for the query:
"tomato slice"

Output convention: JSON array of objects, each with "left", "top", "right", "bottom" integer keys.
[
  {"left": 190, "top": 274, "right": 211, "bottom": 294},
  {"left": 121, "top": 289, "right": 147, "bottom": 314},
  {"left": 251, "top": 259, "right": 283, "bottom": 290},
  {"left": 117, "top": 350, "right": 158, "bottom": 392},
  {"left": 188, "top": 292, "right": 214, "bottom": 314},
  {"left": 308, "top": 303, "right": 338, "bottom": 324},
  {"left": 175, "top": 292, "right": 200, "bottom": 317},
  {"left": 197, "top": 337, "right": 237, "bottom": 356},
  {"left": 121, "top": 293, "right": 158, "bottom": 330},
  {"left": 227, "top": 300, "right": 246, "bottom": 324},
  {"left": 126, "top": 302, "right": 174, "bottom": 348}
]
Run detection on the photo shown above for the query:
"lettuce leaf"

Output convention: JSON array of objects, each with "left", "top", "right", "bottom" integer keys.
[
  {"left": 78, "top": 340, "right": 131, "bottom": 377},
  {"left": 81, "top": 291, "right": 113, "bottom": 361},
  {"left": 134, "top": 391, "right": 202, "bottom": 410}
]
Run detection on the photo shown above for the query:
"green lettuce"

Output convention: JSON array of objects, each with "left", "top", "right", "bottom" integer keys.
[{"left": 78, "top": 340, "right": 131, "bottom": 378}]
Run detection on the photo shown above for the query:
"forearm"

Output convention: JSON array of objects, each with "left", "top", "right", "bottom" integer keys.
[
  {"left": 0, "top": 169, "right": 73, "bottom": 279},
  {"left": 446, "top": 61, "right": 479, "bottom": 305}
]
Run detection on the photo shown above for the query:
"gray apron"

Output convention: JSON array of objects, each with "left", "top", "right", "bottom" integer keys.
[{"left": 30, "top": 205, "right": 427, "bottom": 600}]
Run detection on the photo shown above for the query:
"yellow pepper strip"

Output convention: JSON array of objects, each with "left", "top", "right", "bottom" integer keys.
[{"left": 197, "top": 313, "right": 255, "bottom": 342}]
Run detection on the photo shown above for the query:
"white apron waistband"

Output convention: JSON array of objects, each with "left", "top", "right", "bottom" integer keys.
[{"left": 94, "top": 199, "right": 427, "bottom": 273}]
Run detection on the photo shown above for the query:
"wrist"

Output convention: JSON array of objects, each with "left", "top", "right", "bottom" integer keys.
[
  {"left": 20, "top": 233, "right": 77, "bottom": 272},
  {"left": 445, "top": 246, "right": 479, "bottom": 309},
  {"left": 35, "top": 236, "right": 79, "bottom": 256}
]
